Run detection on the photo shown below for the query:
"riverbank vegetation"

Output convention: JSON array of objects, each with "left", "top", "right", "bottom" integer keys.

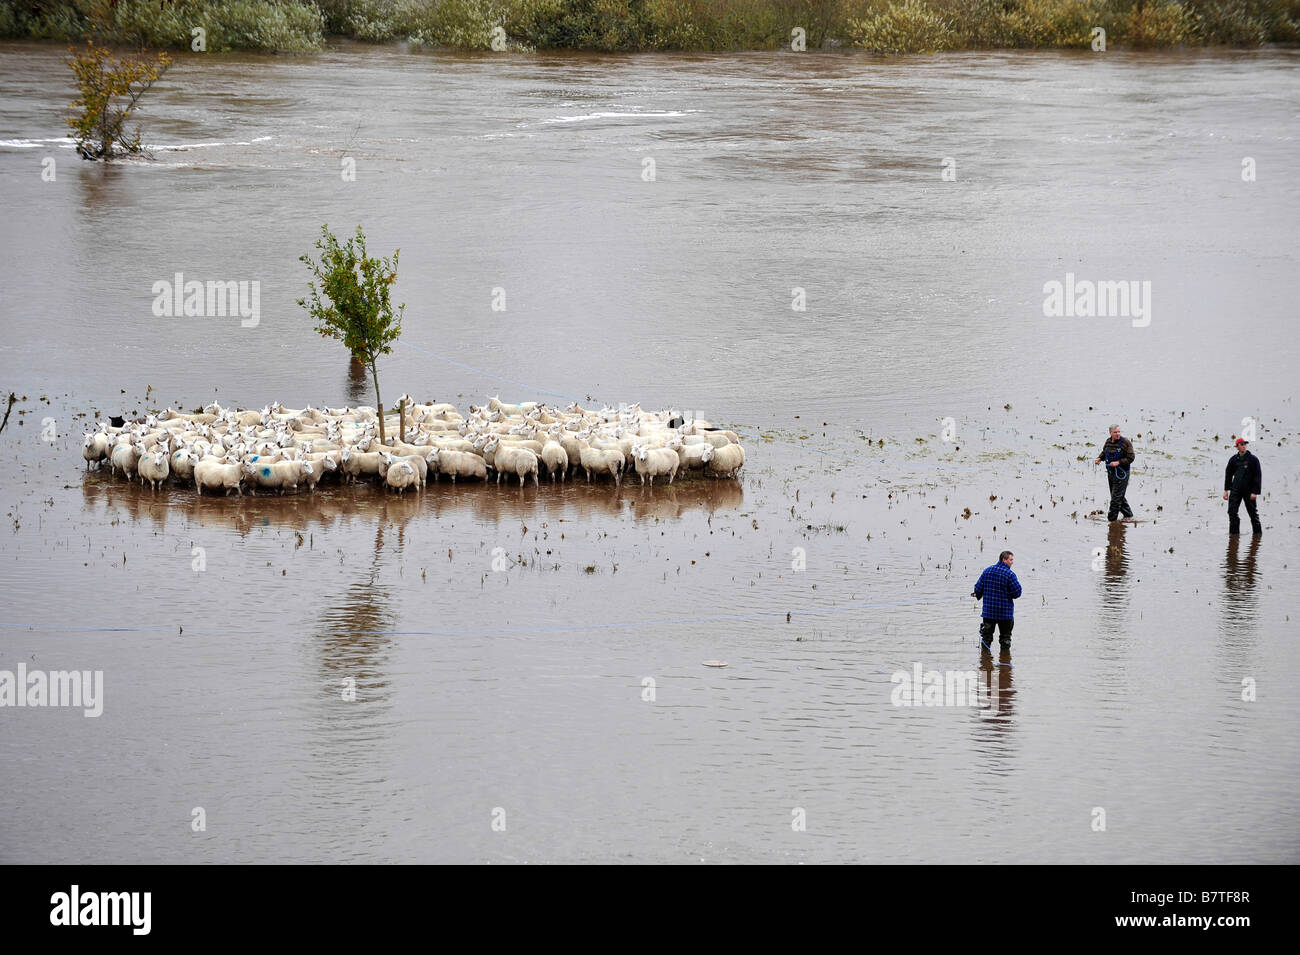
[{"left": 3, "top": 0, "right": 1297, "bottom": 53}]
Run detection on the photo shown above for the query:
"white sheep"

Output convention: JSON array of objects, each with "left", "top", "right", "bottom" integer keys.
[
  {"left": 137, "top": 446, "right": 171, "bottom": 491},
  {"left": 382, "top": 452, "right": 428, "bottom": 489},
  {"left": 169, "top": 447, "right": 196, "bottom": 481},
  {"left": 382, "top": 437, "right": 430, "bottom": 458},
  {"left": 540, "top": 440, "right": 569, "bottom": 481},
  {"left": 632, "top": 445, "right": 679, "bottom": 486},
  {"left": 296, "top": 459, "right": 322, "bottom": 493},
  {"left": 427, "top": 448, "right": 487, "bottom": 483},
  {"left": 303, "top": 450, "right": 341, "bottom": 479},
  {"left": 493, "top": 444, "right": 540, "bottom": 487},
  {"left": 578, "top": 441, "right": 624, "bottom": 485},
  {"left": 340, "top": 446, "right": 385, "bottom": 483},
  {"left": 706, "top": 443, "right": 745, "bottom": 479},
  {"left": 672, "top": 440, "right": 714, "bottom": 472},
  {"left": 194, "top": 457, "right": 243, "bottom": 496},
  {"left": 385, "top": 460, "right": 418, "bottom": 494},
  {"left": 243, "top": 458, "right": 309, "bottom": 494},
  {"left": 702, "top": 429, "right": 741, "bottom": 448},
  {"left": 488, "top": 396, "right": 537, "bottom": 416},
  {"left": 558, "top": 433, "right": 585, "bottom": 477},
  {"left": 82, "top": 431, "right": 109, "bottom": 469},
  {"left": 474, "top": 434, "right": 500, "bottom": 472},
  {"left": 110, "top": 441, "right": 140, "bottom": 480},
  {"left": 502, "top": 438, "right": 544, "bottom": 456}
]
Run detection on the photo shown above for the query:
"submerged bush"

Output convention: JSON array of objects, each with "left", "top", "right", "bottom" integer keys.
[{"left": 66, "top": 39, "right": 172, "bottom": 158}]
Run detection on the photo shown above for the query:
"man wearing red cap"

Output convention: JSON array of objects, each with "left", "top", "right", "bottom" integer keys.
[{"left": 1224, "top": 438, "right": 1263, "bottom": 535}]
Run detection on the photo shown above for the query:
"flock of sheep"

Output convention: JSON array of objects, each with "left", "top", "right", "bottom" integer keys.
[{"left": 79, "top": 395, "right": 747, "bottom": 495}]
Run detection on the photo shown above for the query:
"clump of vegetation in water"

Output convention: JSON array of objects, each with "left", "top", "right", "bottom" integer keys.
[
  {"left": 66, "top": 39, "right": 171, "bottom": 160},
  {"left": 5, "top": 0, "right": 1300, "bottom": 50},
  {"left": 297, "top": 224, "right": 405, "bottom": 443}
]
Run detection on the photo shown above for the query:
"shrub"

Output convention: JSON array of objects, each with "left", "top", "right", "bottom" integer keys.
[
  {"left": 409, "top": 0, "right": 512, "bottom": 49},
  {"left": 1125, "top": 0, "right": 1199, "bottom": 46},
  {"left": 1002, "top": 0, "right": 1108, "bottom": 47},
  {"left": 850, "top": 0, "right": 958, "bottom": 52},
  {"left": 191, "top": 0, "right": 325, "bottom": 52},
  {"left": 66, "top": 39, "right": 172, "bottom": 159},
  {"left": 640, "top": 0, "right": 709, "bottom": 49},
  {"left": 1185, "top": 0, "right": 1268, "bottom": 43},
  {"left": 33, "top": 0, "right": 328, "bottom": 51},
  {"left": 340, "top": 0, "right": 425, "bottom": 41}
]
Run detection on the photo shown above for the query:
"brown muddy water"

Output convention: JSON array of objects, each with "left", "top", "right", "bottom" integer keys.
[{"left": 1, "top": 43, "right": 1298, "bottom": 863}]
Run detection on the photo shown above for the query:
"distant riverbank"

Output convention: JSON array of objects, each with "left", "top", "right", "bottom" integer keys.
[{"left": 3, "top": 0, "right": 1297, "bottom": 54}]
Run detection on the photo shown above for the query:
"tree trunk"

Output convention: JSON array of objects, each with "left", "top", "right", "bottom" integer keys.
[{"left": 370, "top": 362, "right": 385, "bottom": 445}]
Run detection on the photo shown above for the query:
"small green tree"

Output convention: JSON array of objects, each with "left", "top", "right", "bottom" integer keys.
[
  {"left": 66, "top": 40, "right": 172, "bottom": 161},
  {"left": 298, "top": 224, "right": 405, "bottom": 443}
]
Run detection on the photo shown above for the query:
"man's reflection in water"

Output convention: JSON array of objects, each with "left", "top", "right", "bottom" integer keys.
[
  {"left": 977, "top": 646, "right": 1015, "bottom": 724},
  {"left": 1099, "top": 520, "right": 1130, "bottom": 609},
  {"left": 1220, "top": 534, "right": 1261, "bottom": 652},
  {"left": 1096, "top": 521, "right": 1132, "bottom": 659},
  {"left": 970, "top": 643, "right": 1017, "bottom": 780}
]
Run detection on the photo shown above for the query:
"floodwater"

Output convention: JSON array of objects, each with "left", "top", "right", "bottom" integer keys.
[{"left": 1, "top": 42, "right": 1298, "bottom": 863}]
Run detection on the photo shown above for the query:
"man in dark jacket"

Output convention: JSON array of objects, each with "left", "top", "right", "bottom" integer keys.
[
  {"left": 1224, "top": 438, "right": 1263, "bottom": 535},
  {"left": 1094, "top": 423, "right": 1135, "bottom": 521},
  {"left": 972, "top": 551, "right": 1022, "bottom": 649}
]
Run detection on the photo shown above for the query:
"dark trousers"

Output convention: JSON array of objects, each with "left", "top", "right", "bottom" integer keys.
[
  {"left": 1107, "top": 472, "right": 1133, "bottom": 520},
  {"left": 980, "top": 618, "right": 1013, "bottom": 647},
  {"left": 1228, "top": 490, "right": 1262, "bottom": 534}
]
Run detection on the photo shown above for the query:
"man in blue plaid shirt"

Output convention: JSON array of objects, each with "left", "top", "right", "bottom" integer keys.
[{"left": 972, "top": 551, "right": 1022, "bottom": 649}]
